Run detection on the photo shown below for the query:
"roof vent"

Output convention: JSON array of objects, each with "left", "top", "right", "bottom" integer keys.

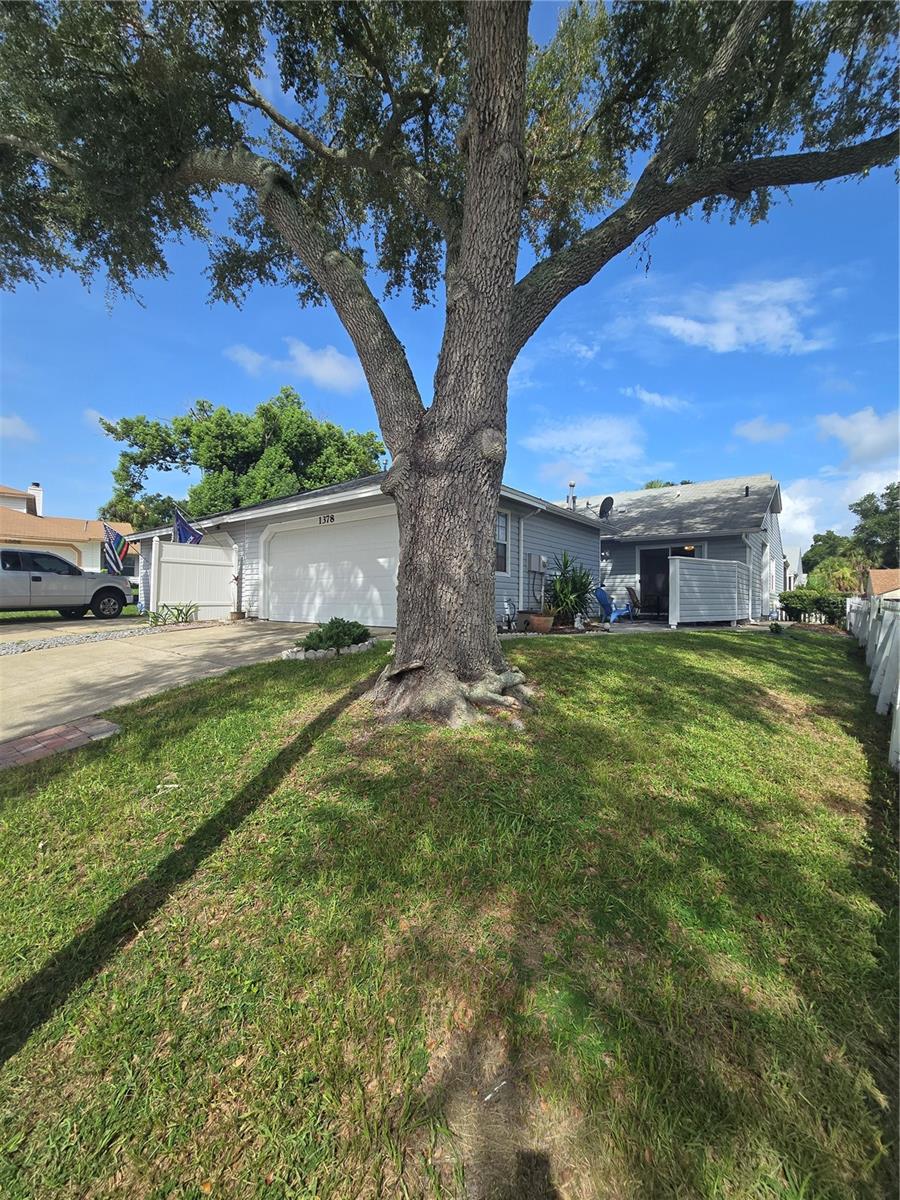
[{"left": 744, "top": 485, "right": 750, "bottom": 497}]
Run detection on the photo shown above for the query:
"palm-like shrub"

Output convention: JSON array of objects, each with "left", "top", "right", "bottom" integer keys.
[{"left": 546, "top": 552, "right": 596, "bottom": 623}]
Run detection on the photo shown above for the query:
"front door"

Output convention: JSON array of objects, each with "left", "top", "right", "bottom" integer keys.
[{"left": 639, "top": 548, "right": 670, "bottom": 617}]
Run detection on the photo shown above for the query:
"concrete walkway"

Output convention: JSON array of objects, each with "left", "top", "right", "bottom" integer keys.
[{"left": 0, "top": 621, "right": 313, "bottom": 741}]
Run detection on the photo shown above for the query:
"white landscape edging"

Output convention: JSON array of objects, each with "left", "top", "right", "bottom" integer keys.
[{"left": 281, "top": 638, "right": 380, "bottom": 662}]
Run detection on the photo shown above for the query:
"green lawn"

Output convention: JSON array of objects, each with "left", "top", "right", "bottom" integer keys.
[
  {"left": 0, "top": 631, "right": 895, "bottom": 1199},
  {"left": 0, "top": 604, "right": 140, "bottom": 623}
]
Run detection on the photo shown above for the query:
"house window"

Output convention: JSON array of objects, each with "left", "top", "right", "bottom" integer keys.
[{"left": 495, "top": 512, "right": 509, "bottom": 573}]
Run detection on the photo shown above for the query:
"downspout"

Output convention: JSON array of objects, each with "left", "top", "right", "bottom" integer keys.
[{"left": 517, "top": 506, "right": 543, "bottom": 611}]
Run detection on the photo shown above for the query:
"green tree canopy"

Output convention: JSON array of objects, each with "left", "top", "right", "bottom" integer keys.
[
  {"left": 802, "top": 529, "right": 854, "bottom": 574},
  {"left": 849, "top": 482, "right": 899, "bottom": 568},
  {"left": 806, "top": 555, "right": 865, "bottom": 594},
  {"left": 98, "top": 387, "right": 384, "bottom": 527},
  {"left": 643, "top": 479, "right": 695, "bottom": 489}
]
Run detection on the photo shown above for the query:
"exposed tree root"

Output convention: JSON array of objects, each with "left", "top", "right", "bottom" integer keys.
[{"left": 369, "top": 663, "right": 533, "bottom": 726}]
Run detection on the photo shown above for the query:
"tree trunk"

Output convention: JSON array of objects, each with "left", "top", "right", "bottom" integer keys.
[
  {"left": 372, "top": 414, "right": 529, "bottom": 725},
  {"left": 370, "top": 1, "right": 530, "bottom": 723}
]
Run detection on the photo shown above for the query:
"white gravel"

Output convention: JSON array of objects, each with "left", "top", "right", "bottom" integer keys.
[{"left": 0, "top": 620, "right": 221, "bottom": 656}]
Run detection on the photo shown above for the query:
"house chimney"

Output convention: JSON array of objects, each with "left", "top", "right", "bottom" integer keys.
[
  {"left": 27, "top": 481, "right": 43, "bottom": 515},
  {"left": 567, "top": 480, "right": 576, "bottom": 509}
]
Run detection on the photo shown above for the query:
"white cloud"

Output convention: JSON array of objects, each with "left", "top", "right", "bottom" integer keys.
[
  {"left": 83, "top": 407, "right": 107, "bottom": 430},
  {"left": 0, "top": 414, "right": 37, "bottom": 441},
  {"left": 620, "top": 385, "right": 690, "bottom": 413},
  {"left": 781, "top": 464, "right": 898, "bottom": 545},
  {"left": 816, "top": 406, "right": 899, "bottom": 467},
  {"left": 733, "top": 415, "right": 791, "bottom": 443},
  {"left": 520, "top": 414, "right": 667, "bottom": 492},
  {"left": 224, "top": 344, "right": 268, "bottom": 376},
  {"left": 649, "top": 278, "right": 830, "bottom": 356},
  {"left": 224, "top": 337, "right": 365, "bottom": 394}
]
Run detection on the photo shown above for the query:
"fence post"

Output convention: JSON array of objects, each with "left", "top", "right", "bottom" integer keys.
[
  {"left": 149, "top": 535, "right": 161, "bottom": 615},
  {"left": 231, "top": 542, "right": 242, "bottom": 616},
  {"left": 669, "top": 557, "right": 680, "bottom": 629}
]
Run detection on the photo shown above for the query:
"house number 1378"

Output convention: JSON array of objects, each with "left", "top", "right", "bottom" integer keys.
[{"left": 318, "top": 514, "right": 335, "bottom": 524}]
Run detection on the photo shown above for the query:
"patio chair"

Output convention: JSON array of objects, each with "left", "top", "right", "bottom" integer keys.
[
  {"left": 625, "top": 585, "right": 646, "bottom": 619},
  {"left": 594, "top": 586, "right": 633, "bottom": 624}
]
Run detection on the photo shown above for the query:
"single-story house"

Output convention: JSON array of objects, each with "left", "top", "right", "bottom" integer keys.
[
  {"left": 0, "top": 482, "right": 136, "bottom": 575},
  {"left": 866, "top": 568, "right": 900, "bottom": 600},
  {"left": 782, "top": 545, "right": 807, "bottom": 592},
  {"left": 132, "top": 474, "right": 602, "bottom": 627},
  {"left": 578, "top": 474, "right": 784, "bottom": 621}
]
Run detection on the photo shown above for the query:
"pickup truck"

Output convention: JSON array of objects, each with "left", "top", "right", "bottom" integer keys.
[{"left": 0, "top": 547, "right": 132, "bottom": 618}]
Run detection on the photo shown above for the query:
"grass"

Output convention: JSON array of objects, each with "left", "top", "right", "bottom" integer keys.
[
  {"left": 0, "top": 630, "right": 895, "bottom": 1199},
  {"left": 0, "top": 605, "right": 140, "bottom": 623}
]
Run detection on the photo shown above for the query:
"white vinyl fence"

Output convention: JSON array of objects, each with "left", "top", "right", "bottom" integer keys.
[
  {"left": 846, "top": 596, "right": 900, "bottom": 771},
  {"left": 668, "top": 557, "right": 751, "bottom": 628},
  {"left": 149, "top": 537, "right": 236, "bottom": 621}
]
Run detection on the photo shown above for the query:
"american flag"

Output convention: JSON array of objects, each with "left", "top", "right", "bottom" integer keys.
[{"left": 102, "top": 522, "right": 129, "bottom": 573}]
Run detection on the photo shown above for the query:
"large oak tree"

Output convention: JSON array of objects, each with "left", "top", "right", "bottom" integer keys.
[{"left": 1, "top": 0, "right": 896, "bottom": 721}]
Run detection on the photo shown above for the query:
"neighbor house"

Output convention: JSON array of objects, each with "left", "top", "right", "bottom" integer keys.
[
  {"left": 131, "top": 473, "right": 602, "bottom": 626},
  {"left": 782, "top": 545, "right": 807, "bottom": 591},
  {"left": 866, "top": 568, "right": 900, "bottom": 600},
  {"left": 580, "top": 474, "right": 784, "bottom": 621},
  {"left": 0, "top": 482, "right": 136, "bottom": 574}
]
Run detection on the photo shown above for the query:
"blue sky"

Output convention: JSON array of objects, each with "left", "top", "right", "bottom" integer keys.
[{"left": 1, "top": 5, "right": 897, "bottom": 549}]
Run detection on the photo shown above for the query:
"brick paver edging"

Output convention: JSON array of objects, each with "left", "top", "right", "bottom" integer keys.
[{"left": 0, "top": 718, "right": 120, "bottom": 769}]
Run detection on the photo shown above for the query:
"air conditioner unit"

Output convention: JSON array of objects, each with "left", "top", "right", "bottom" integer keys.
[{"left": 527, "top": 553, "right": 547, "bottom": 573}]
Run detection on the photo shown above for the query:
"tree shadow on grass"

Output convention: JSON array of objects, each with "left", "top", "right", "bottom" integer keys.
[
  {"left": 0, "top": 670, "right": 379, "bottom": 1068},
  {"left": 260, "top": 632, "right": 896, "bottom": 1197}
]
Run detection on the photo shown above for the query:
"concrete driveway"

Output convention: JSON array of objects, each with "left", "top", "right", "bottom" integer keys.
[{"left": 0, "top": 621, "right": 312, "bottom": 741}]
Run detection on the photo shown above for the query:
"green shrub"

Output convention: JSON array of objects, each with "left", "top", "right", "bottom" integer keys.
[
  {"left": 814, "top": 592, "right": 847, "bottom": 626},
  {"left": 778, "top": 587, "right": 818, "bottom": 621},
  {"left": 778, "top": 587, "right": 846, "bottom": 626},
  {"left": 300, "top": 617, "right": 371, "bottom": 651},
  {"left": 769, "top": 621, "right": 783, "bottom": 635},
  {"left": 546, "top": 551, "right": 596, "bottom": 623},
  {"left": 147, "top": 602, "right": 199, "bottom": 626}
]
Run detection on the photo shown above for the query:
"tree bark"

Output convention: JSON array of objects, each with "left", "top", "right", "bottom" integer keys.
[{"left": 370, "top": 0, "right": 531, "bottom": 723}]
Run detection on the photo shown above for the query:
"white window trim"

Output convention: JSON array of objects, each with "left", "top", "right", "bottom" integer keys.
[{"left": 495, "top": 508, "right": 511, "bottom": 577}]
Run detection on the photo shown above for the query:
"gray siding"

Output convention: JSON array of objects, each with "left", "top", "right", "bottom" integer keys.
[
  {"left": 671, "top": 558, "right": 751, "bottom": 624},
  {"left": 518, "top": 506, "right": 600, "bottom": 614},
  {"left": 764, "top": 507, "right": 783, "bottom": 614},
  {"left": 601, "top": 542, "right": 636, "bottom": 603},
  {"left": 705, "top": 534, "right": 748, "bottom": 562}
]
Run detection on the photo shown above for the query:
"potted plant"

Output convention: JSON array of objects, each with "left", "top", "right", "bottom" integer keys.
[{"left": 515, "top": 601, "right": 557, "bottom": 634}]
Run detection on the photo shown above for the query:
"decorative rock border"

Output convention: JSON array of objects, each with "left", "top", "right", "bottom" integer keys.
[
  {"left": 281, "top": 637, "right": 380, "bottom": 662},
  {"left": 0, "top": 619, "right": 221, "bottom": 657}
]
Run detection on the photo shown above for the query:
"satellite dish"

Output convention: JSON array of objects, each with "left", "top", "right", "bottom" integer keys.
[{"left": 598, "top": 495, "right": 614, "bottom": 519}]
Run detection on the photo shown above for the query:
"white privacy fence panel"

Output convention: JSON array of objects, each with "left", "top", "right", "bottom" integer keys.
[
  {"left": 846, "top": 596, "right": 899, "bottom": 771},
  {"left": 669, "top": 557, "right": 751, "bottom": 628},
  {"left": 149, "top": 538, "right": 234, "bottom": 621}
]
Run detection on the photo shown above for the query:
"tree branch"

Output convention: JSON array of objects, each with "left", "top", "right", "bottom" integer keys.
[
  {"left": 230, "top": 84, "right": 460, "bottom": 245},
  {"left": 509, "top": 129, "right": 898, "bottom": 363},
  {"left": 634, "top": 0, "right": 771, "bottom": 194},
  {"left": 0, "top": 133, "right": 78, "bottom": 179},
  {"left": 178, "top": 145, "right": 424, "bottom": 455}
]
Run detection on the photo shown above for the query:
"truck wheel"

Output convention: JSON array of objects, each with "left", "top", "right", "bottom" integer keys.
[
  {"left": 58, "top": 606, "right": 89, "bottom": 618},
  {"left": 91, "top": 590, "right": 124, "bottom": 619}
]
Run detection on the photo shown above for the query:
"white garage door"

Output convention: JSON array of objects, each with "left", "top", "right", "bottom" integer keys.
[{"left": 266, "top": 511, "right": 399, "bottom": 626}]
